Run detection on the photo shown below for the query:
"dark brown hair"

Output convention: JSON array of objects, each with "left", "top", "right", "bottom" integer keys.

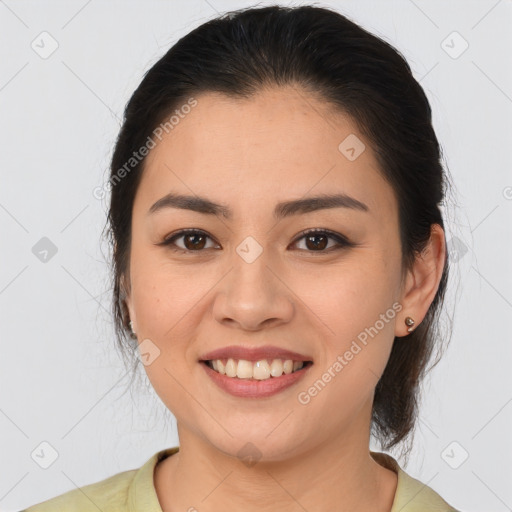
[{"left": 103, "top": 4, "right": 454, "bottom": 460}]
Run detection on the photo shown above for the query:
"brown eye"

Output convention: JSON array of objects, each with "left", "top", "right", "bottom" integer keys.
[
  {"left": 184, "top": 233, "right": 206, "bottom": 250},
  {"left": 160, "top": 229, "right": 218, "bottom": 252},
  {"left": 159, "top": 228, "right": 353, "bottom": 254},
  {"left": 292, "top": 229, "right": 353, "bottom": 252},
  {"left": 304, "top": 233, "right": 328, "bottom": 250}
]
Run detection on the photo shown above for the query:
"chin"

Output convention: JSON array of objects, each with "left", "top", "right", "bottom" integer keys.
[{"left": 204, "top": 430, "right": 307, "bottom": 465}]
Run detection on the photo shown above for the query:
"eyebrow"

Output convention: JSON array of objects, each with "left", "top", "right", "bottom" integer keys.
[{"left": 148, "top": 192, "right": 369, "bottom": 220}]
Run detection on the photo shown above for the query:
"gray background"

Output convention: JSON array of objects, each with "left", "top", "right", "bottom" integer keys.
[{"left": 1, "top": 1, "right": 511, "bottom": 511}]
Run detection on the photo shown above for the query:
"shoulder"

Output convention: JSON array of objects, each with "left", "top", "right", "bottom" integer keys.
[
  {"left": 395, "top": 468, "right": 461, "bottom": 511},
  {"left": 20, "top": 447, "right": 179, "bottom": 512},
  {"left": 19, "top": 468, "right": 137, "bottom": 512},
  {"left": 370, "top": 451, "right": 462, "bottom": 512},
  {"left": 20, "top": 467, "right": 138, "bottom": 512}
]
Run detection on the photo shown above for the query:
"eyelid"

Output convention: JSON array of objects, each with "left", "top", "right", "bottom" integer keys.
[
  {"left": 158, "top": 228, "right": 354, "bottom": 252},
  {"left": 290, "top": 228, "right": 353, "bottom": 249},
  {"left": 159, "top": 228, "right": 219, "bottom": 250}
]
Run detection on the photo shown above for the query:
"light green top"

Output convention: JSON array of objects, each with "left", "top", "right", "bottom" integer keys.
[{"left": 21, "top": 447, "right": 460, "bottom": 511}]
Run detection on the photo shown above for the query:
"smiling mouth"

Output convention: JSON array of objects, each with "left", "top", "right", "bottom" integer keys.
[{"left": 202, "top": 358, "right": 313, "bottom": 380}]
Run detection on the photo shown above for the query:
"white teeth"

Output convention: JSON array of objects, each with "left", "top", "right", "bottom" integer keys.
[
  {"left": 237, "top": 359, "right": 253, "bottom": 379},
  {"left": 253, "top": 360, "right": 270, "bottom": 380},
  {"left": 270, "top": 359, "right": 284, "bottom": 377},
  {"left": 208, "top": 358, "right": 306, "bottom": 380},
  {"left": 225, "top": 358, "right": 237, "bottom": 378}
]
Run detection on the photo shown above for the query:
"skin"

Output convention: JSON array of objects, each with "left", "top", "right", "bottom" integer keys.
[{"left": 124, "top": 86, "right": 446, "bottom": 512}]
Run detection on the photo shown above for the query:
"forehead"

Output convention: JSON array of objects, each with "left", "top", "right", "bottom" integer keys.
[{"left": 137, "top": 87, "right": 397, "bottom": 219}]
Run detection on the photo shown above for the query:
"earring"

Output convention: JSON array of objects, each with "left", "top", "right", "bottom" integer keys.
[
  {"left": 129, "top": 320, "right": 136, "bottom": 336},
  {"left": 405, "top": 316, "right": 415, "bottom": 333}
]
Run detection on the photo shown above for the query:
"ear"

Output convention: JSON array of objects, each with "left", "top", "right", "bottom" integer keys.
[
  {"left": 396, "top": 224, "right": 446, "bottom": 337},
  {"left": 120, "top": 273, "right": 136, "bottom": 330}
]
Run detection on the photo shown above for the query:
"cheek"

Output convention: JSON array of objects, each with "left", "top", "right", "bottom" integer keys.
[
  {"left": 131, "top": 246, "right": 198, "bottom": 322},
  {"left": 129, "top": 259, "right": 208, "bottom": 413},
  {"left": 291, "top": 255, "right": 400, "bottom": 392},
  {"left": 293, "top": 266, "right": 399, "bottom": 412},
  {"left": 129, "top": 253, "right": 215, "bottom": 364},
  {"left": 293, "top": 256, "right": 398, "bottom": 333}
]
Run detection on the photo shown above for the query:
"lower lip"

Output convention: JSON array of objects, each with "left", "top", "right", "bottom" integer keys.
[{"left": 200, "top": 361, "right": 312, "bottom": 398}]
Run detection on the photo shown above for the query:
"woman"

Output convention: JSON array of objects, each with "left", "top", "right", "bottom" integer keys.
[{"left": 23, "top": 4, "right": 461, "bottom": 512}]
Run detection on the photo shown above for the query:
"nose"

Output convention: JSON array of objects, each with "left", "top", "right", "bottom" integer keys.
[{"left": 212, "top": 247, "right": 294, "bottom": 331}]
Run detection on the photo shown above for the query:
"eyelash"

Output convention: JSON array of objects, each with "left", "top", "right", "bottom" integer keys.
[{"left": 159, "top": 228, "right": 354, "bottom": 254}]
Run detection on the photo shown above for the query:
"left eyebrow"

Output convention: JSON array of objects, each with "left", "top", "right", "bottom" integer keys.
[{"left": 147, "top": 192, "right": 369, "bottom": 220}]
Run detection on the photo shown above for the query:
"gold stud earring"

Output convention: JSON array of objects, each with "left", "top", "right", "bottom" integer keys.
[{"left": 405, "top": 316, "right": 415, "bottom": 333}]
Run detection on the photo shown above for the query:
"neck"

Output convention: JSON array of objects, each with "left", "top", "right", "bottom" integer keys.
[{"left": 154, "top": 409, "right": 397, "bottom": 512}]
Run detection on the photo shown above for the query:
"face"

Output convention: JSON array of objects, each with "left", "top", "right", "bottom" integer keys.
[{"left": 124, "top": 86, "right": 410, "bottom": 461}]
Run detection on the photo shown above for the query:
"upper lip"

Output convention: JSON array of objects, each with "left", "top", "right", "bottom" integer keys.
[{"left": 199, "top": 345, "right": 313, "bottom": 363}]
